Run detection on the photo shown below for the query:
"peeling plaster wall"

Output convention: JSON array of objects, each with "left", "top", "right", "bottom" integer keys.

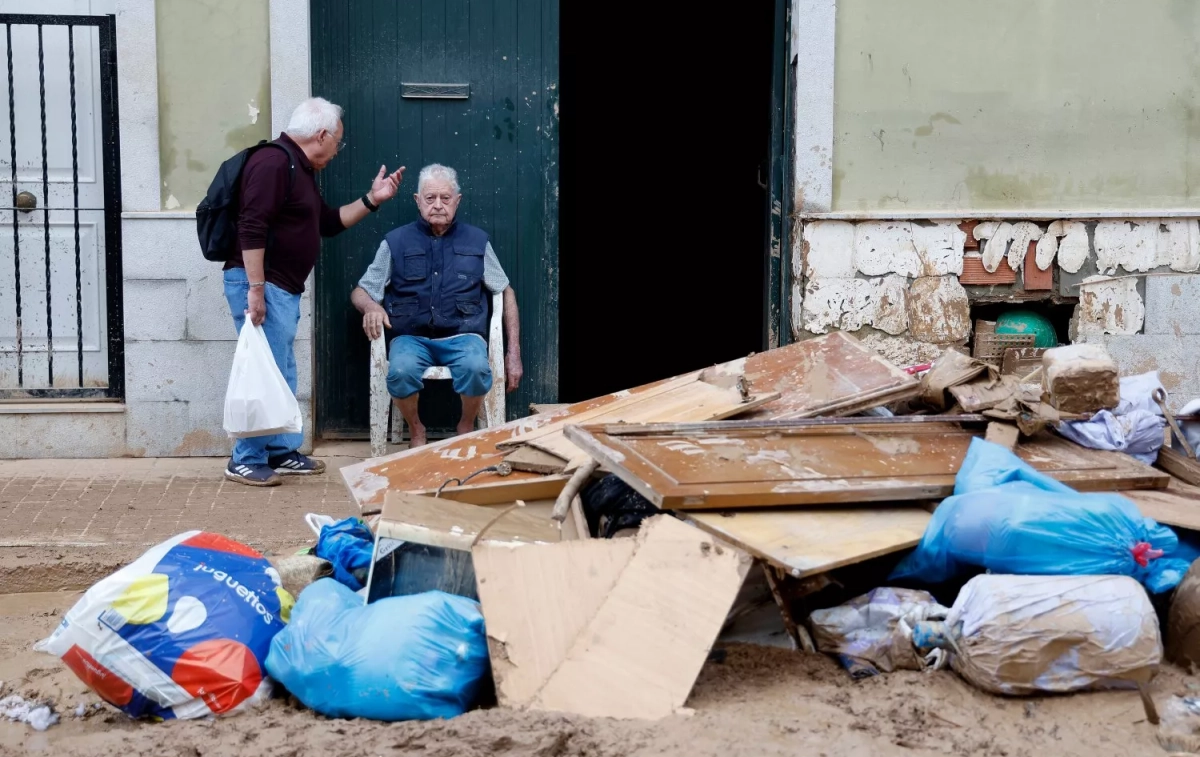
[
  {"left": 155, "top": 0, "right": 272, "bottom": 211},
  {"left": 793, "top": 218, "right": 1200, "bottom": 406}
]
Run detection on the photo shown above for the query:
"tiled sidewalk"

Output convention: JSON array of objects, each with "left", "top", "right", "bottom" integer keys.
[{"left": 0, "top": 444, "right": 367, "bottom": 552}]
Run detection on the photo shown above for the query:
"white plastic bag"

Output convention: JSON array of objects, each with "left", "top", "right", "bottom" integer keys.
[
  {"left": 940, "top": 574, "right": 1161, "bottom": 695},
  {"left": 223, "top": 317, "right": 302, "bottom": 438}
]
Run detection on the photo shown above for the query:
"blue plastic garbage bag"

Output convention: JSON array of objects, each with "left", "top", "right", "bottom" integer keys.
[
  {"left": 314, "top": 517, "right": 374, "bottom": 591},
  {"left": 890, "top": 438, "right": 1190, "bottom": 593},
  {"left": 265, "top": 579, "right": 489, "bottom": 721}
]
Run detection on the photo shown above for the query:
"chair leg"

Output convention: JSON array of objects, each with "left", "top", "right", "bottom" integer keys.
[{"left": 369, "top": 336, "right": 389, "bottom": 458}]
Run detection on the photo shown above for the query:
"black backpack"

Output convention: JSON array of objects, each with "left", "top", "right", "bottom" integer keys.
[{"left": 195, "top": 140, "right": 295, "bottom": 262}]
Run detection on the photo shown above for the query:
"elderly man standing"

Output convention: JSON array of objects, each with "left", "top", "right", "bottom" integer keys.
[
  {"left": 351, "top": 164, "right": 523, "bottom": 447},
  {"left": 224, "top": 97, "right": 405, "bottom": 486}
]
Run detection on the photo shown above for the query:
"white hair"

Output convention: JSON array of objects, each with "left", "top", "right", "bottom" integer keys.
[
  {"left": 285, "top": 97, "right": 343, "bottom": 139},
  {"left": 417, "top": 164, "right": 461, "bottom": 195}
]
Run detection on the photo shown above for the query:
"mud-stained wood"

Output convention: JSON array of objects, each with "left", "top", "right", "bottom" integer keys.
[
  {"left": 563, "top": 423, "right": 1169, "bottom": 510},
  {"left": 341, "top": 333, "right": 921, "bottom": 508},
  {"left": 1123, "top": 479, "right": 1200, "bottom": 531},
  {"left": 377, "top": 491, "right": 563, "bottom": 549},
  {"left": 738, "top": 331, "right": 919, "bottom": 420},
  {"left": 503, "top": 445, "right": 568, "bottom": 474},
  {"left": 687, "top": 506, "right": 932, "bottom": 579},
  {"left": 472, "top": 515, "right": 750, "bottom": 720},
  {"left": 1155, "top": 447, "right": 1200, "bottom": 487}
]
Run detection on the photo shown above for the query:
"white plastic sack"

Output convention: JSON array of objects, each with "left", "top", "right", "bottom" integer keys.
[
  {"left": 943, "top": 574, "right": 1161, "bottom": 695},
  {"left": 1056, "top": 409, "right": 1166, "bottom": 464},
  {"left": 809, "top": 587, "right": 949, "bottom": 675},
  {"left": 1116, "top": 371, "right": 1167, "bottom": 415},
  {"left": 223, "top": 317, "right": 302, "bottom": 438}
]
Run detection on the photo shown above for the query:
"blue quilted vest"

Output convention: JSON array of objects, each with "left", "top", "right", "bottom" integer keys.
[{"left": 382, "top": 218, "right": 490, "bottom": 340}]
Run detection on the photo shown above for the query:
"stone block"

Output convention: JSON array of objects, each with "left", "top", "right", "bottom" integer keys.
[
  {"left": 1145, "top": 274, "right": 1200, "bottom": 336},
  {"left": 0, "top": 411, "right": 127, "bottom": 458},
  {"left": 1095, "top": 220, "right": 1156, "bottom": 274},
  {"left": 912, "top": 221, "right": 965, "bottom": 277},
  {"left": 124, "top": 279, "right": 187, "bottom": 341},
  {"left": 122, "top": 218, "right": 211, "bottom": 280},
  {"left": 186, "top": 271, "right": 238, "bottom": 341},
  {"left": 1075, "top": 276, "right": 1145, "bottom": 338},
  {"left": 800, "top": 275, "right": 908, "bottom": 335},
  {"left": 1042, "top": 344, "right": 1120, "bottom": 415},
  {"left": 854, "top": 221, "right": 919, "bottom": 277},
  {"left": 125, "top": 398, "right": 312, "bottom": 457},
  {"left": 125, "top": 340, "right": 231, "bottom": 403},
  {"left": 801, "top": 221, "right": 856, "bottom": 278},
  {"left": 907, "top": 276, "right": 970, "bottom": 343}
]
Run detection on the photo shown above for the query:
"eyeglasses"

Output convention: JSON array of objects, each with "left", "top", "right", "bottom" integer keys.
[{"left": 323, "top": 131, "right": 347, "bottom": 151}]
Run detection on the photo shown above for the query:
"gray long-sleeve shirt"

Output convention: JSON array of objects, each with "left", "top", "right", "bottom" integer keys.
[{"left": 356, "top": 240, "right": 510, "bottom": 303}]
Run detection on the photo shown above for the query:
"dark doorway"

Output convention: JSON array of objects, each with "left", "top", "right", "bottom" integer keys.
[{"left": 557, "top": 5, "right": 777, "bottom": 402}]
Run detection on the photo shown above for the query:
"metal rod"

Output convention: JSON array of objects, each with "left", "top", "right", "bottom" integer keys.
[
  {"left": 5, "top": 23, "right": 22, "bottom": 388},
  {"left": 98, "top": 17, "right": 124, "bottom": 399},
  {"left": 37, "top": 23, "right": 53, "bottom": 385},
  {"left": 69, "top": 25, "right": 82, "bottom": 386}
]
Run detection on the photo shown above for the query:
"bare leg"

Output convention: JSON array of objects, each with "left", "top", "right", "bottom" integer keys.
[
  {"left": 458, "top": 394, "right": 484, "bottom": 436},
  {"left": 394, "top": 395, "right": 426, "bottom": 447}
]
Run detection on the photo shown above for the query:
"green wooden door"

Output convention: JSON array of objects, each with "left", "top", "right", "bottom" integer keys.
[{"left": 311, "top": 0, "right": 559, "bottom": 437}]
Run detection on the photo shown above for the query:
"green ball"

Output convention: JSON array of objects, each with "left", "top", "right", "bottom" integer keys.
[{"left": 995, "top": 311, "right": 1058, "bottom": 348}]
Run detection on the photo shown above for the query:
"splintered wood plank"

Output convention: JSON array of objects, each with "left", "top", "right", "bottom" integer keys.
[
  {"left": 378, "top": 491, "right": 563, "bottom": 549},
  {"left": 687, "top": 507, "right": 932, "bottom": 579},
  {"left": 1156, "top": 446, "right": 1200, "bottom": 487},
  {"left": 408, "top": 475, "right": 574, "bottom": 506},
  {"left": 521, "top": 386, "right": 780, "bottom": 463},
  {"left": 340, "top": 380, "right": 677, "bottom": 508},
  {"left": 1123, "top": 480, "right": 1200, "bottom": 531},
  {"left": 472, "top": 515, "right": 750, "bottom": 720},
  {"left": 738, "top": 331, "right": 920, "bottom": 420},
  {"left": 341, "top": 332, "right": 915, "bottom": 509},
  {"left": 562, "top": 423, "right": 1168, "bottom": 510},
  {"left": 503, "top": 445, "right": 568, "bottom": 474}
]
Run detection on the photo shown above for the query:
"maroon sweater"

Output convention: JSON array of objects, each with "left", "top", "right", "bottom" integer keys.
[{"left": 224, "top": 133, "right": 346, "bottom": 294}]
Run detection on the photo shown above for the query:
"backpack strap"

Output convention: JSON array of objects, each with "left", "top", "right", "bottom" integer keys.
[{"left": 263, "top": 141, "right": 296, "bottom": 205}]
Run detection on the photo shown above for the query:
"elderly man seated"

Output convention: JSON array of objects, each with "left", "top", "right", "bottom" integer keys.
[{"left": 351, "top": 164, "right": 523, "bottom": 447}]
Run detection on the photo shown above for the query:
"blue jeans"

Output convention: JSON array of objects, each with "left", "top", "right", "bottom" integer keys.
[
  {"left": 224, "top": 267, "right": 303, "bottom": 466},
  {"left": 387, "top": 334, "right": 492, "bottom": 399}
]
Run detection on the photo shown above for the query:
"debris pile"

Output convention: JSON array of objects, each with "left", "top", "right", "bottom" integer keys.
[{"left": 31, "top": 332, "right": 1200, "bottom": 732}]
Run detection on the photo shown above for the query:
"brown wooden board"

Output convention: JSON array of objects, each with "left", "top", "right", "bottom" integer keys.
[
  {"left": 377, "top": 491, "right": 563, "bottom": 549},
  {"left": 737, "top": 331, "right": 920, "bottom": 420},
  {"left": 1123, "top": 481, "right": 1200, "bottom": 532},
  {"left": 341, "top": 333, "right": 919, "bottom": 509},
  {"left": 503, "top": 445, "right": 568, "bottom": 474},
  {"left": 686, "top": 507, "right": 932, "bottom": 579},
  {"left": 562, "top": 423, "right": 1169, "bottom": 510},
  {"left": 472, "top": 515, "right": 750, "bottom": 720},
  {"left": 1157, "top": 446, "right": 1200, "bottom": 487}
]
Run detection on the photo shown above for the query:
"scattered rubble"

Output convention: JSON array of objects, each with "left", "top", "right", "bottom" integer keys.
[{"left": 26, "top": 328, "right": 1200, "bottom": 755}]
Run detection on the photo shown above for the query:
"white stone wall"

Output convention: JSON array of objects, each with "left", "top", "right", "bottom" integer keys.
[
  {"left": 794, "top": 218, "right": 1200, "bottom": 408},
  {"left": 0, "top": 0, "right": 315, "bottom": 459}
]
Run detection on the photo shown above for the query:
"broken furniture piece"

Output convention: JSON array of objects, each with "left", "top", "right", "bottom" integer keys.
[
  {"left": 341, "top": 331, "right": 922, "bottom": 511},
  {"left": 562, "top": 419, "right": 1168, "bottom": 510}
]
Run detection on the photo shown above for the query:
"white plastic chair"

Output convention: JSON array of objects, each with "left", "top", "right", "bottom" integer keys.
[{"left": 369, "top": 291, "right": 506, "bottom": 457}]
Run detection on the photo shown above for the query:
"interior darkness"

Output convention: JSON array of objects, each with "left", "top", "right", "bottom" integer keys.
[{"left": 557, "top": 4, "right": 776, "bottom": 401}]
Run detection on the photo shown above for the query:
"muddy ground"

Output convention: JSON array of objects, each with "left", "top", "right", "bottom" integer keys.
[{"left": 1, "top": 591, "right": 1194, "bottom": 757}]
